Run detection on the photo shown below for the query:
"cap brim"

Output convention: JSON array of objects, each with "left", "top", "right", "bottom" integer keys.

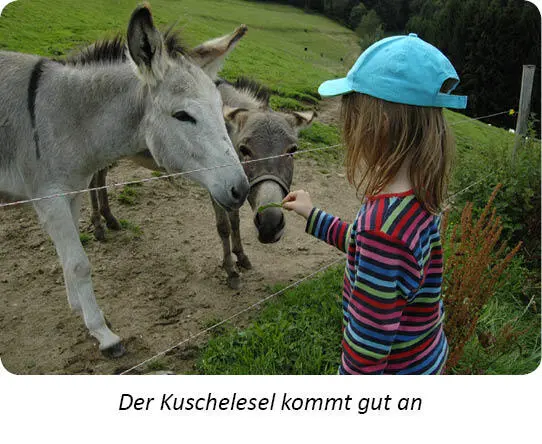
[{"left": 318, "top": 77, "right": 353, "bottom": 97}]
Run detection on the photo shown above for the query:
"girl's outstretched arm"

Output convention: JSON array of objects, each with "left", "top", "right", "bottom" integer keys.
[{"left": 283, "top": 190, "right": 352, "bottom": 253}]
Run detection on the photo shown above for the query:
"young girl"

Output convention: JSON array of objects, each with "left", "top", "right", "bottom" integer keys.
[{"left": 283, "top": 34, "right": 467, "bottom": 374}]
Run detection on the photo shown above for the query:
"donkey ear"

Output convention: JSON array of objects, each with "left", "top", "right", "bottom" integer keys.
[
  {"left": 286, "top": 110, "right": 316, "bottom": 131},
  {"left": 127, "top": 5, "right": 165, "bottom": 83},
  {"left": 190, "top": 25, "right": 247, "bottom": 79},
  {"left": 223, "top": 105, "right": 249, "bottom": 130}
]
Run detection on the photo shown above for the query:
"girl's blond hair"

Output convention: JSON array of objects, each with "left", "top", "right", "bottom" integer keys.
[{"left": 341, "top": 92, "right": 455, "bottom": 214}]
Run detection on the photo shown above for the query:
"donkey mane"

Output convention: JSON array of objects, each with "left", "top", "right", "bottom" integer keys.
[
  {"left": 65, "top": 27, "right": 187, "bottom": 66},
  {"left": 64, "top": 35, "right": 127, "bottom": 65},
  {"left": 233, "top": 77, "right": 270, "bottom": 107}
]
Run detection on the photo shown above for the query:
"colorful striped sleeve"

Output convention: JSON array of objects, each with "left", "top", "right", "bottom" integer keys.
[
  {"left": 305, "top": 208, "right": 352, "bottom": 253},
  {"left": 341, "top": 230, "right": 422, "bottom": 375}
]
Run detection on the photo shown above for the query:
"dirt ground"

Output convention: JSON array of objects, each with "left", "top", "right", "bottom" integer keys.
[{"left": 0, "top": 100, "right": 356, "bottom": 375}]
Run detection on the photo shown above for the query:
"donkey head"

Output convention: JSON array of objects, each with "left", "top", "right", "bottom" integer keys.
[
  {"left": 126, "top": 6, "right": 248, "bottom": 210},
  {"left": 185, "top": 23, "right": 316, "bottom": 243},
  {"left": 225, "top": 108, "right": 315, "bottom": 243}
]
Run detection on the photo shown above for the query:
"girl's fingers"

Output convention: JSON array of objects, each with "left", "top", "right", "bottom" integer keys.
[
  {"left": 283, "top": 191, "right": 300, "bottom": 204},
  {"left": 282, "top": 201, "right": 294, "bottom": 211}
]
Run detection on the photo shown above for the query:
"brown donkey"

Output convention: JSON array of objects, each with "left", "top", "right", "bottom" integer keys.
[{"left": 87, "top": 28, "right": 315, "bottom": 289}]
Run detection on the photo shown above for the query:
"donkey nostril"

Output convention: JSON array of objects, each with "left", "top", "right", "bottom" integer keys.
[
  {"left": 231, "top": 186, "right": 241, "bottom": 201},
  {"left": 278, "top": 213, "right": 285, "bottom": 228}
]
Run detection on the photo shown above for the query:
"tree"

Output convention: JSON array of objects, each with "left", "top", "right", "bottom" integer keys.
[
  {"left": 407, "top": 0, "right": 540, "bottom": 132},
  {"left": 356, "top": 9, "right": 384, "bottom": 48},
  {"left": 348, "top": 3, "right": 367, "bottom": 29}
]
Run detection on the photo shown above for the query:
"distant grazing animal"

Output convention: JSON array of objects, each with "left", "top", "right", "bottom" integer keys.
[
  {"left": 87, "top": 27, "right": 315, "bottom": 289},
  {"left": 0, "top": 5, "right": 248, "bottom": 357}
]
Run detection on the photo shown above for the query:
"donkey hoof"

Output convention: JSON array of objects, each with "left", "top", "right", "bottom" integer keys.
[
  {"left": 237, "top": 255, "right": 253, "bottom": 270},
  {"left": 106, "top": 216, "right": 122, "bottom": 231},
  {"left": 228, "top": 275, "right": 242, "bottom": 290},
  {"left": 93, "top": 226, "right": 106, "bottom": 241},
  {"left": 101, "top": 342, "right": 126, "bottom": 359}
]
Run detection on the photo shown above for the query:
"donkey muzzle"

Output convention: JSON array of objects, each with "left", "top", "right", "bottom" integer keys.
[{"left": 254, "top": 206, "right": 285, "bottom": 244}]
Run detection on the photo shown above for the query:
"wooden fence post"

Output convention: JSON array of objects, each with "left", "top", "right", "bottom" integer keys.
[{"left": 512, "top": 64, "right": 536, "bottom": 164}]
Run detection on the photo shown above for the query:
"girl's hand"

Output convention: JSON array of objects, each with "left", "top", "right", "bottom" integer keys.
[{"left": 282, "top": 190, "right": 313, "bottom": 219}]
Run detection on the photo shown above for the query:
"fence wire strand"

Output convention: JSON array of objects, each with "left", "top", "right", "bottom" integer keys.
[{"left": 0, "top": 144, "right": 342, "bottom": 209}]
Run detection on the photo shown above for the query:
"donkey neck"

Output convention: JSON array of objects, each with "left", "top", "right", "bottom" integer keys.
[{"left": 46, "top": 62, "right": 149, "bottom": 174}]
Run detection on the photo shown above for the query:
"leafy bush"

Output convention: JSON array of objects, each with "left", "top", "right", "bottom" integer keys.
[{"left": 450, "top": 126, "right": 541, "bottom": 265}]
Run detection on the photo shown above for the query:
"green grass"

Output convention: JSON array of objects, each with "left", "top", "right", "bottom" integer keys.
[
  {"left": 119, "top": 219, "right": 143, "bottom": 238},
  {"left": 0, "top": 0, "right": 359, "bottom": 97},
  {"left": 269, "top": 95, "right": 308, "bottom": 111},
  {"left": 117, "top": 185, "right": 139, "bottom": 206},
  {"left": 198, "top": 266, "right": 343, "bottom": 375},
  {"left": 199, "top": 253, "right": 540, "bottom": 375},
  {"left": 145, "top": 358, "right": 170, "bottom": 372},
  {"left": 298, "top": 121, "right": 343, "bottom": 165},
  {"left": 79, "top": 232, "right": 92, "bottom": 246},
  {"left": 449, "top": 256, "right": 541, "bottom": 375}
]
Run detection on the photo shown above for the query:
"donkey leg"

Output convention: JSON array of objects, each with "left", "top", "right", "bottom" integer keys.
[
  {"left": 97, "top": 169, "right": 121, "bottom": 231},
  {"left": 229, "top": 209, "right": 252, "bottom": 270},
  {"left": 89, "top": 174, "right": 106, "bottom": 241},
  {"left": 34, "top": 197, "right": 124, "bottom": 357},
  {"left": 211, "top": 198, "right": 240, "bottom": 289}
]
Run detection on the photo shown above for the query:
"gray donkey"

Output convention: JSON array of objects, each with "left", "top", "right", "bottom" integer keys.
[
  {"left": 0, "top": 5, "right": 249, "bottom": 357},
  {"left": 87, "top": 28, "right": 314, "bottom": 289}
]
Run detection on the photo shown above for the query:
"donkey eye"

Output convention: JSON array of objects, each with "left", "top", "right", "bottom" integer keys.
[
  {"left": 287, "top": 144, "right": 298, "bottom": 154},
  {"left": 173, "top": 111, "right": 197, "bottom": 124},
  {"left": 239, "top": 145, "right": 253, "bottom": 159}
]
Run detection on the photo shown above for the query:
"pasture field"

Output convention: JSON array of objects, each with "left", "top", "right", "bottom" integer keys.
[
  {"left": 0, "top": 0, "right": 359, "bottom": 101},
  {"left": 0, "top": 0, "right": 539, "bottom": 374}
]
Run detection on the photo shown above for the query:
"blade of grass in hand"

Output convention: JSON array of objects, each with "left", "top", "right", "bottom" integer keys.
[{"left": 257, "top": 202, "right": 283, "bottom": 213}]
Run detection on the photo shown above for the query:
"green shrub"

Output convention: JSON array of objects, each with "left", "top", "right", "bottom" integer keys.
[{"left": 450, "top": 132, "right": 540, "bottom": 264}]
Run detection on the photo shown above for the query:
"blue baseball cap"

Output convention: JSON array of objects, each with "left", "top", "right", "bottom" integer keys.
[{"left": 319, "top": 33, "right": 467, "bottom": 109}]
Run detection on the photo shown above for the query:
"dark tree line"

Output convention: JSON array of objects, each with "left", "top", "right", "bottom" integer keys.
[
  {"left": 406, "top": 0, "right": 540, "bottom": 131},
  {"left": 246, "top": 1, "right": 540, "bottom": 130}
]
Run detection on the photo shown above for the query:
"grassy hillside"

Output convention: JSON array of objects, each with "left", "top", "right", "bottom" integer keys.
[
  {"left": 0, "top": 0, "right": 359, "bottom": 98},
  {"left": 1, "top": 0, "right": 539, "bottom": 375}
]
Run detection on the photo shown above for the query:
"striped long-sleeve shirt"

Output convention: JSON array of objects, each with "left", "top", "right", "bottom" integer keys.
[{"left": 306, "top": 190, "right": 448, "bottom": 374}]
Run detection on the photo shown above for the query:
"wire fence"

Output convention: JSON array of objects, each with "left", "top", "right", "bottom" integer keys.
[
  {"left": 0, "top": 107, "right": 514, "bottom": 210},
  {"left": 117, "top": 164, "right": 498, "bottom": 375},
  {"left": 119, "top": 256, "right": 345, "bottom": 375},
  {"left": 0, "top": 107, "right": 513, "bottom": 374}
]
